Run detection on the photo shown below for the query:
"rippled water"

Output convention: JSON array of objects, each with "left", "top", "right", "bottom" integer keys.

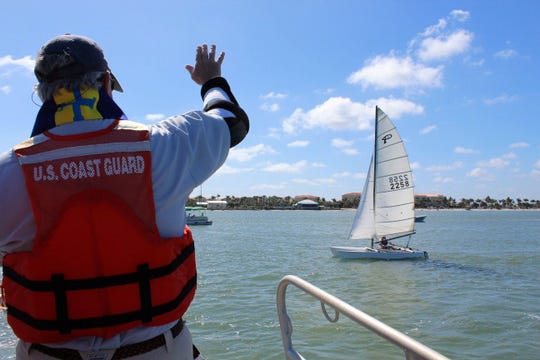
[{"left": 1, "top": 210, "right": 539, "bottom": 359}]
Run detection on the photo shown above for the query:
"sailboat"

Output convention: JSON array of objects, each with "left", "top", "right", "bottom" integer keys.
[{"left": 331, "top": 107, "right": 428, "bottom": 260}]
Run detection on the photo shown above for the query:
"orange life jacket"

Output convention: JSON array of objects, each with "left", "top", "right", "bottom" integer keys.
[{"left": 1, "top": 120, "right": 196, "bottom": 344}]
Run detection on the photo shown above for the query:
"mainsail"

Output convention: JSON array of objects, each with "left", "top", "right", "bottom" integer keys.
[{"left": 349, "top": 107, "right": 415, "bottom": 241}]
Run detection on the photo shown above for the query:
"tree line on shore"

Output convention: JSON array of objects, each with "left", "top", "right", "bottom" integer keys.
[{"left": 187, "top": 195, "right": 540, "bottom": 210}]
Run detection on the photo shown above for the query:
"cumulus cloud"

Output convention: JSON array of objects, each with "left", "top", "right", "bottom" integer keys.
[
  {"left": 509, "top": 142, "right": 529, "bottom": 149},
  {"left": 417, "top": 29, "right": 473, "bottom": 61},
  {"left": 494, "top": 49, "right": 518, "bottom": 59},
  {"left": 263, "top": 160, "right": 307, "bottom": 173},
  {"left": 483, "top": 94, "right": 518, "bottom": 105},
  {"left": 228, "top": 144, "right": 275, "bottom": 162},
  {"left": 261, "top": 103, "right": 280, "bottom": 112},
  {"left": 477, "top": 156, "right": 511, "bottom": 169},
  {"left": 0, "top": 85, "right": 11, "bottom": 94},
  {"left": 347, "top": 55, "right": 443, "bottom": 90},
  {"left": 260, "top": 91, "right": 287, "bottom": 112},
  {"left": 420, "top": 125, "right": 437, "bottom": 135},
  {"left": 455, "top": 146, "right": 479, "bottom": 154},
  {"left": 287, "top": 140, "right": 310, "bottom": 148},
  {"left": 426, "top": 161, "right": 463, "bottom": 172},
  {"left": 282, "top": 97, "right": 423, "bottom": 134},
  {"left": 467, "top": 167, "right": 493, "bottom": 180},
  {"left": 215, "top": 164, "right": 253, "bottom": 175},
  {"left": 250, "top": 183, "right": 287, "bottom": 191},
  {"left": 0, "top": 55, "right": 35, "bottom": 72},
  {"left": 331, "top": 138, "right": 354, "bottom": 148},
  {"left": 261, "top": 92, "right": 287, "bottom": 100},
  {"left": 450, "top": 9, "right": 470, "bottom": 22},
  {"left": 434, "top": 176, "right": 455, "bottom": 183}
]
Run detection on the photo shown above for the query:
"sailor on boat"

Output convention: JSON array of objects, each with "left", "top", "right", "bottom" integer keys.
[{"left": 0, "top": 34, "right": 248, "bottom": 359}]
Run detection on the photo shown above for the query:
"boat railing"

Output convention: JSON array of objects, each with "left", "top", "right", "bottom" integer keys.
[{"left": 277, "top": 275, "right": 450, "bottom": 360}]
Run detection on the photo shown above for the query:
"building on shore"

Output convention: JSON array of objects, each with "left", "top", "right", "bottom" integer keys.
[
  {"left": 293, "top": 199, "right": 321, "bottom": 210},
  {"left": 207, "top": 200, "right": 227, "bottom": 210},
  {"left": 294, "top": 194, "right": 320, "bottom": 202}
]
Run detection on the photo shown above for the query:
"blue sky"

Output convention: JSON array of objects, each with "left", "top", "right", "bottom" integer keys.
[{"left": 1, "top": 1, "right": 539, "bottom": 201}]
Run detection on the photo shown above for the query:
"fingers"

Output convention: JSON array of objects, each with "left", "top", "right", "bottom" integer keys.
[
  {"left": 195, "top": 44, "right": 223, "bottom": 63},
  {"left": 208, "top": 44, "right": 216, "bottom": 61},
  {"left": 217, "top": 51, "right": 225, "bottom": 65}
]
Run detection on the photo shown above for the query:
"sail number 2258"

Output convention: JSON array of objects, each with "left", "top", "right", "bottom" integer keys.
[{"left": 388, "top": 174, "right": 410, "bottom": 190}]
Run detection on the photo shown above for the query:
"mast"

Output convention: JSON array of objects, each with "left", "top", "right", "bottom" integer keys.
[{"left": 372, "top": 106, "right": 379, "bottom": 244}]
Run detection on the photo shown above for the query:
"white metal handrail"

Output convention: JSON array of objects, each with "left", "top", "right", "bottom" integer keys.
[{"left": 277, "top": 275, "right": 450, "bottom": 360}]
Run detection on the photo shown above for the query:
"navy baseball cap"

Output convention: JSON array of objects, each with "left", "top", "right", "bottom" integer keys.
[{"left": 34, "top": 34, "right": 123, "bottom": 92}]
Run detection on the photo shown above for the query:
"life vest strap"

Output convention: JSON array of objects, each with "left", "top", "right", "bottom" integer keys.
[
  {"left": 6, "top": 275, "right": 196, "bottom": 332},
  {"left": 3, "top": 243, "right": 193, "bottom": 292},
  {"left": 3, "top": 243, "right": 195, "bottom": 333}
]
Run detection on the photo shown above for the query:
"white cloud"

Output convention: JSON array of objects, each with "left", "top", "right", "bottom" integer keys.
[
  {"left": 509, "top": 142, "right": 529, "bottom": 149},
  {"left": 535, "top": 159, "right": 540, "bottom": 168},
  {"left": 467, "top": 167, "right": 493, "bottom": 180},
  {"left": 434, "top": 176, "right": 455, "bottom": 183},
  {"left": 228, "top": 144, "right": 275, "bottom": 162},
  {"left": 477, "top": 157, "right": 510, "bottom": 169},
  {"left": 420, "top": 125, "right": 437, "bottom": 135},
  {"left": 287, "top": 140, "right": 309, "bottom": 148},
  {"left": 262, "top": 160, "right": 307, "bottom": 173},
  {"left": 282, "top": 97, "right": 371, "bottom": 134},
  {"left": 410, "top": 162, "right": 421, "bottom": 170},
  {"left": 426, "top": 161, "right": 463, "bottom": 172},
  {"left": 418, "top": 29, "right": 473, "bottom": 61},
  {"left": 483, "top": 94, "right": 518, "bottom": 105},
  {"left": 332, "top": 138, "right": 354, "bottom": 148},
  {"left": 0, "top": 55, "right": 35, "bottom": 72},
  {"left": 333, "top": 171, "right": 367, "bottom": 179},
  {"left": 502, "top": 152, "right": 516, "bottom": 160},
  {"left": 0, "top": 85, "right": 11, "bottom": 94},
  {"left": 215, "top": 164, "right": 253, "bottom": 175},
  {"left": 260, "top": 92, "right": 287, "bottom": 100},
  {"left": 450, "top": 9, "right": 470, "bottom": 22},
  {"left": 347, "top": 55, "right": 443, "bottom": 90},
  {"left": 311, "top": 162, "right": 326, "bottom": 168},
  {"left": 284, "top": 88, "right": 424, "bottom": 136},
  {"left": 145, "top": 113, "right": 165, "bottom": 121},
  {"left": 343, "top": 148, "right": 359, "bottom": 155},
  {"left": 250, "top": 183, "right": 287, "bottom": 191},
  {"left": 260, "top": 92, "right": 287, "bottom": 112},
  {"left": 261, "top": 102, "right": 280, "bottom": 112},
  {"left": 455, "top": 146, "right": 479, "bottom": 154},
  {"left": 292, "top": 177, "right": 337, "bottom": 186},
  {"left": 494, "top": 49, "right": 518, "bottom": 59}
]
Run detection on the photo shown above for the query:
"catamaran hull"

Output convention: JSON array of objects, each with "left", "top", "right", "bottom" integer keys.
[{"left": 330, "top": 246, "right": 428, "bottom": 260}]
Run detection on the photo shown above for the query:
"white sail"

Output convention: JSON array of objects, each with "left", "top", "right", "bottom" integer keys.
[
  {"left": 348, "top": 107, "right": 415, "bottom": 241},
  {"left": 374, "top": 107, "right": 415, "bottom": 238},
  {"left": 349, "top": 156, "right": 375, "bottom": 239}
]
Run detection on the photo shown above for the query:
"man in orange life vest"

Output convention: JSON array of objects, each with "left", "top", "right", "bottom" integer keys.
[{"left": 0, "top": 34, "right": 248, "bottom": 359}]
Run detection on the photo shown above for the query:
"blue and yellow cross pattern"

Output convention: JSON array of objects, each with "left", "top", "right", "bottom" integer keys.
[{"left": 53, "top": 88, "right": 103, "bottom": 126}]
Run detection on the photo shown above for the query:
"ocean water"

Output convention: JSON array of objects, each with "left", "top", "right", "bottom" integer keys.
[{"left": 1, "top": 210, "right": 539, "bottom": 359}]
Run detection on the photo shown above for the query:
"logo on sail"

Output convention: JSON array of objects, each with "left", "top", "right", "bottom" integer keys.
[{"left": 381, "top": 134, "right": 392, "bottom": 144}]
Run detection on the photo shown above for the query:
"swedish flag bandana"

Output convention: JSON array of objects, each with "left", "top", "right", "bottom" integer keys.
[{"left": 32, "top": 87, "right": 126, "bottom": 136}]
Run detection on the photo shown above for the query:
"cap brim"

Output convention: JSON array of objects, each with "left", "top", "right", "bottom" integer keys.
[{"left": 110, "top": 72, "right": 123, "bottom": 92}]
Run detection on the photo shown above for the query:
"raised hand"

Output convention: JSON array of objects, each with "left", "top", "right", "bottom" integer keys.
[{"left": 185, "top": 44, "right": 225, "bottom": 85}]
